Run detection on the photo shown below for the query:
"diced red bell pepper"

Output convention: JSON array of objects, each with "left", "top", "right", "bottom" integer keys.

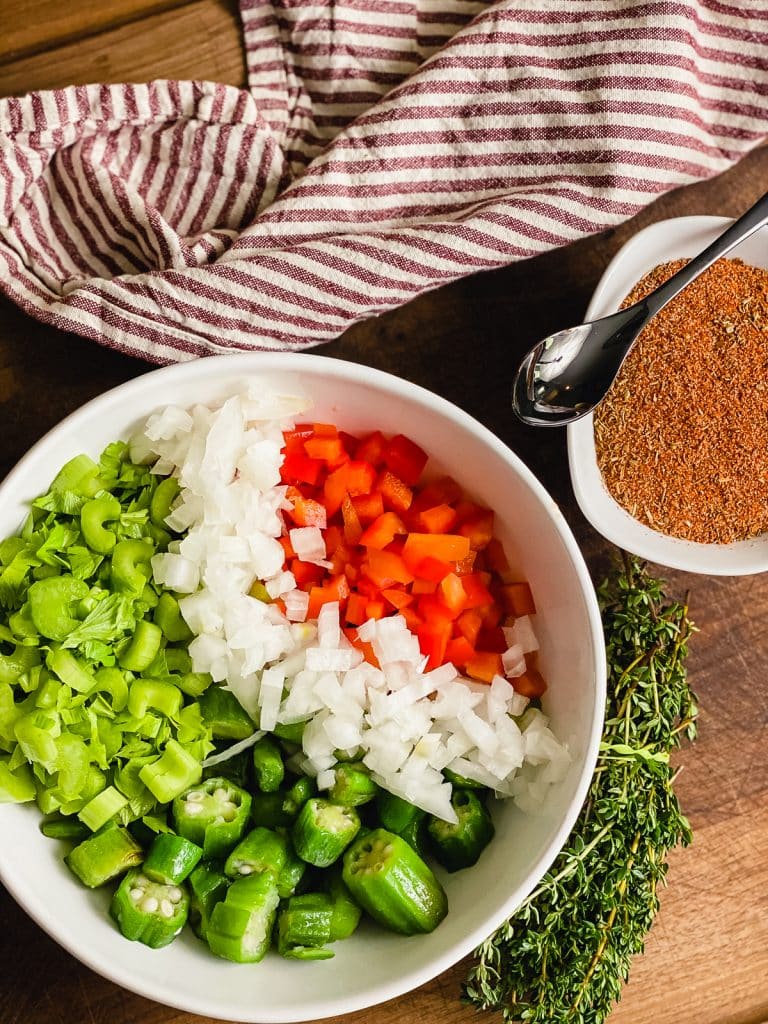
[
  {"left": 363, "top": 549, "right": 414, "bottom": 588},
  {"left": 412, "top": 555, "right": 452, "bottom": 583},
  {"left": 465, "top": 651, "right": 503, "bottom": 683},
  {"left": 341, "top": 495, "right": 363, "bottom": 545},
  {"left": 445, "top": 635, "right": 476, "bottom": 669},
  {"left": 324, "top": 460, "right": 377, "bottom": 515},
  {"left": 351, "top": 492, "right": 385, "bottom": 524},
  {"left": 483, "top": 538, "right": 513, "bottom": 582},
  {"left": 459, "top": 573, "right": 494, "bottom": 609},
  {"left": 418, "top": 504, "right": 458, "bottom": 534},
  {"left": 458, "top": 507, "right": 495, "bottom": 551},
  {"left": 281, "top": 451, "right": 325, "bottom": 486},
  {"left": 380, "top": 587, "right": 414, "bottom": 610},
  {"left": 279, "top": 534, "right": 296, "bottom": 560},
  {"left": 410, "top": 476, "right": 463, "bottom": 514},
  {"left": 355, "top": 430, "right": 387, "bottom": 467},
  {"left": 311, "top": 422, "right": 339, "bottom": 438},
  {"left": 438, "top": 573, "right": 467, "bottom": 616},
  {"left": 343, "top": 627, "right": 379, "bottom": 667},
  {"left": 283, "top": 425, "right": 315, "bottom": 452},
  {"left": 285, "top": 490, "right": 327, "bottom": 528},
  {"left": 455, "top": 608, "right": 483, "bottom": 645},
  {"left": 366, "top": 599, "right": 386, "bottom": 620},
  {"left": 344, "top": 593, "right": 369, "bottom": 626},
  {"left": 411, "top": 577, "right": 437, "bottom": 595},
  {"left": 475, "top": 626, "right": 508, "bottom": 653},
  {"left": 416, "top": 617, "right": 452, "bottom": 670},
  {"left": 359, "top": 511, "right": 406, "bottom": 549},
  {"left": 307, "top": 575, "right": 350, "bottom": 620},
  {"left": 513, "top": 667, "right": 547, "bottom": 698},
  {"left": 500, "top": 582, "right": 536, "bottom": 617},
  {"left": 400, "top": 605, "right": 423, "bottom": 633},
  {"left": 417, "top": 593, "right": 461, "bottom": 624},
  {"left": 291, "top": 559, "right": 325, "bottom": 588},
  {"left": 383, "top": 434, "right": 428, "bottom": 486},
  {"left": 304, "top": 435, "right": 347, "bottom": 467},
  {"left": 377, "top": 471, "right": 413, "bottom": 513},
  {"left": 402, "top": 533, "right": 471, "bottom": 572}
]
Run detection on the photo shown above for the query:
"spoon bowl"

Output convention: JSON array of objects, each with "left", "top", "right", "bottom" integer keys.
[{"left": 512, "top": 190, "right": 768, "bottom": 427}]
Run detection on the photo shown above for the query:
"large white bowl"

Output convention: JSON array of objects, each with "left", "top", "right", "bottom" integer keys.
[
  {"left": 568, "top": 215, "right": 768, "bottom": 575},
  {"left": 0, "top": 353, "right": 605, "bottom": 1022}
]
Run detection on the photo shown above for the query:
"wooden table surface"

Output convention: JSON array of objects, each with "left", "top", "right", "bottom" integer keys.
[{"left": 2, "top": 4, "right": 768, "bottom": 1024}]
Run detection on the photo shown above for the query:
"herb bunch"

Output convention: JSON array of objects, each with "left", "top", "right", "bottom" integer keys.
[{"left": 464, "top": 555, "right": 698, "bottom": 1024}]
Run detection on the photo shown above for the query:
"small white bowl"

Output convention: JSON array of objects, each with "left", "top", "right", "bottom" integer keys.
[
  {"left": 0, "top": 353, "right": 605, "bottom": 1022},
  {"left": 568, "top": 215, "right": 768, "bottom": 575}
]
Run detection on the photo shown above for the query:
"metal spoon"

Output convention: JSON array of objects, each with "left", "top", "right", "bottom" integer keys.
[{"left": 511, "top": 190, "right": 768, "bottom": 427}]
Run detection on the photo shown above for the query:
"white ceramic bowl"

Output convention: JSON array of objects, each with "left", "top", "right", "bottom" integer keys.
[
  {"left": 568, "top": 215, "right": 768, "bottom": 575},
  {"left": 0, "top": 353, "right": 605, "bottom": 1022}
]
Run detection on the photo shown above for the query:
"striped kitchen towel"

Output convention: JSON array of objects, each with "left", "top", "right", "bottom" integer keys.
[{"left": 1, "top": 0, "right": 767, "bottom": 362}]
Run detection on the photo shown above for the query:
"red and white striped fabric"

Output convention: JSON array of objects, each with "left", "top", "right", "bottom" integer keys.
[{"left": 1, "top": 0, "right": 767, "bottom": 363}]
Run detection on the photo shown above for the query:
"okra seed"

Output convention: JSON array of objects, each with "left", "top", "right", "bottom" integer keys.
[
  {"left": 129, "top": 888, "right": 145, "bottom": 902},
  {"left": 186, "top": 791, "right": 205, "bottom": 802},
  {"left": 184, "top": 801, "right": 203, "bottom": 816},
  {"left": 168, "top": 887, "right": 183, "bottom": 903},
  {"left": 213, "top": 788, "right": 228, "bottom": 800},
  {"left": 142, "top": 896, "right": 159, "bottom": 913},
  {"left": 160, "top": 899, "right": 174, "bottom": 918},
  {"left": 238, "top": 864, "right": 253, "bottom": 875}
]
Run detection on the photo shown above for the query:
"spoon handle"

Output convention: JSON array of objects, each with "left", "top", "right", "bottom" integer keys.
[{"left": 642, "top": 190, "right": 768, "bottom": 318}]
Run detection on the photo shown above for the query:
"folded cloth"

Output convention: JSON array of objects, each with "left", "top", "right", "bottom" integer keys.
[{"left": 1, "top": 0, "right": 767, "bottom": 363}]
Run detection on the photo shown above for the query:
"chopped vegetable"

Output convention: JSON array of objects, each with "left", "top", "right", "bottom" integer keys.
[
  {"left": 292, "top": 797, "right": 361, "bottom": 867},
  {"left": 172, "top": 777, "right": 252, "bottom": 859},
  {"left": 110, "top": 868, "right": 190, "bottom": 948},
  {"left": 342, "top": 828, "right": 448, "bottom": 935},
  {"left": 65, "top": 825, "right": 144, "bottom": 888},
  {"left": 427, "top": 788, "right": 495, "bottom": 871},
  {"left": 206, "top": 872, "right": 280, "bottom": 963},
  {"left": 142, "top": 833, "right": 203, "bottom": 885}
]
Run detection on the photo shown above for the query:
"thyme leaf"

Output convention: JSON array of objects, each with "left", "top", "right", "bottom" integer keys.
[{"left": 464, "top": 554, "right": 698, "bottom": 1024}]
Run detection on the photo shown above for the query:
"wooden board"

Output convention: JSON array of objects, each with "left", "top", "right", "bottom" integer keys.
[{"left": 2, "top": 4, "right": 768, "bottom": 1023}]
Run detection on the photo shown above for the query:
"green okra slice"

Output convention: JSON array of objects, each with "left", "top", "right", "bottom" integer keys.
[
  {"left": 281, "top": 775, "right": 316, "bottom": 818},
  {"left": 251, "top": 735, "right": 285, "bottom": 793},
  {"left": 276, "top": 892, "right": 335, "bottom": 960},
  {"left": 427, "top": 788, "right": 495, "bottom": 872},
  {"left": 292, "top": 798, "right": 360, "bottom": 868},
  {"left": 65, "top": 825, "right": 144, "bottom": 888},
  {"left": 277, "top": 841, "right": 307, "bottom": 899},
  {"left": 224, "top": 826, "right": 288, "bottom": 879},
  {"left": 206, "top": 872, "right": 280, "bottom": 963},
  {"left": 342, "top": 828, "right": 447, "bottom": 935},
  {"left": 143, "top": 832, "right": 204, "bottom": 885},
  {"left": 328, "top": 763, "right": 378, "bottom": 807},
  {"left": 198, "top": 687, "right": 255, "bottom": 741},
  {"left": 326, "top": 871, "right": 362, "bottom": 941},
  {"left": 188, "top": 863, "right": 230, "bottom": 940},
  {"left": 110, "top": 868, "right": 190, "bottom": 948},
  {"left": 376, "top": 790, "right": 423, "bottom": 834},
  {"left": 172, "top": 777, "right": 252, "bottom": 859}
]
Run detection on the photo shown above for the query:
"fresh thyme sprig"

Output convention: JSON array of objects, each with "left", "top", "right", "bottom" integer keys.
[{"left": 464, "top": 555, "right": 698, "bottom": 1024}]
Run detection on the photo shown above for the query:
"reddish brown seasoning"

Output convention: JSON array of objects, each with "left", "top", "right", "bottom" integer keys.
[{"left": 594, "top": 257, "right": 768, "bottom": 545}]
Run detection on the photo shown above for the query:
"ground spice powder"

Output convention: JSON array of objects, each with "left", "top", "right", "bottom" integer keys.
[{"left": 594, "top": 257, "right": 768, "bottom": 544}]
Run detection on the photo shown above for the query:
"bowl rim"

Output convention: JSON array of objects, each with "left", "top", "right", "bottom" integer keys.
[
  {"left": 0, "top": 352, "right": 606, "bottom": 1021},
  {"left": 567, "top": 213, "right": 768, "bottom": 576}
]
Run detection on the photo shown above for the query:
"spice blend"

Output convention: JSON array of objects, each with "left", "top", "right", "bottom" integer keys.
[{"left": 594, "top": 257, "right": 768, "bottom": 544}]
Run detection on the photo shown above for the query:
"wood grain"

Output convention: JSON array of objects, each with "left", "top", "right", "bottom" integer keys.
[
  {"left": 0, "top": 0, "right": 245, "bottom": 96},
  {"left": 2, "top": 2, "right": 768, "bottom": 1021},
  {"left": 0, "top": 0, "right": 194, "bottom": 63}
]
